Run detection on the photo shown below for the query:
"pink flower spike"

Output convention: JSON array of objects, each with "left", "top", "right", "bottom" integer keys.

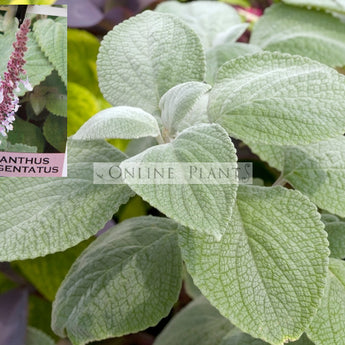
[{"left": 0, "top": 18, "right": 31, "bottom": 137}]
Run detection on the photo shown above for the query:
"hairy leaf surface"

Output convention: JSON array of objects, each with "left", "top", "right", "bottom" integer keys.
[
  {"left": 122, "top": 124, "right": 238, "bottom": 240},
  {"left": 0, "top": 140, "right": 133, "bottom": 260},
  {"left": 160, "top": 82, "right": 211, "bottom": 136},
  {"left": 97, "top": 11, "right": 205, "bottom": 116},
  {"left": 248, "top": 136, "right": 345, "bottom": 217},
  {"left": 250, "top": 4, "right": 345, "bottom": 67},
  {"left": 208, "top": 52, "right": 345, "bottom": 145},
  {"left": 155, "top": 1, "right": 242, "bottom": 49},
  {"left": 179, "top": 185, "right": 329, "bottom": 344},
  {"left": 282, "top": 0, "right": 345, "bottom": 14},
  {"left": 52, "top": 216, "right": 182, "bottom": 345},
  {"left": 307, "top": 258, "right": 345, "bottom": 345},
  {"left": 73, "top": 106, "right": 160, "bottom": 140},
  {"left": 154, "top": 296, "right": 234, "bottom": 345}
]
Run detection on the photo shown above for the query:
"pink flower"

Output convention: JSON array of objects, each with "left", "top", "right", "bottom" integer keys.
[{"left": 0, "top": 18, "right": 31, "bottom": 142}]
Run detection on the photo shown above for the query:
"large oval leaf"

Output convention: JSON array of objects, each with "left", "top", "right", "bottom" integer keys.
[
  {"left": 250, "top": 4, "right": 345, "bottom": 67},
  {"left": 52, "top": 216, "right": 182, "bottom": 345},
  {"left": 0, "top": 140, "right": 133, "bottom": 260},
  {"left": 97, "top": 10, "right": 205, "bottom": 116},
  {"left": 208, "top": 52, "right": 345, "bottom": 145},
  {"left": 179, "top": 185, "right": 329, "bottom": 344},
  {"left": 121, "top": 123, "right": 238, "bottom": 240},
  {"left": 282, "top": 0, "right": 345, "bottom": 14}
]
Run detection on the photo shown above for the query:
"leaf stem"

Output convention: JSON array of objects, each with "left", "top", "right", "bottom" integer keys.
[{"left": 272, "top": 174, "right": 286, "bottom": 187}]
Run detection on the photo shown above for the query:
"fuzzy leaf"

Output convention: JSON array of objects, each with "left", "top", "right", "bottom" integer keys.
[
  {"left": 179, "top": 185, "right": 329, "bottom": 345},
  {"left": 122, "top": 124, "right": 238, "bottom": 240},
  {"left": 156, "top": 1, "right": 242, "bottom": 49},
  {"left": 97, "top": 11, "right": 205, "bottom": 116},
  {"left": 247, "top": 136, "right": 345, "bottom": 218},
  {"left": 52, "top": 216, "right": 182, "bottom": 345},
  {"left": 208, "top": 52, "right": 345, "bottom": 145},
  {"left": 307, "top": 258, "right": 345, "bottom": 345},
  {"left": 160, "top": 82, "right": 211, "bottom": 136},
  {"left": 250, "top": 4, "right": 345, "bottom": 67},
  {"left": 282, "top": 0, "right": 345, "bottom": 14},
  {"left": 0, "top": 140, "right": 133, "bottom": 260},
  {"left": 73, "top": 106, "right": 160, "bottom": 140},
  {"left": 33, "top": 18, "right": 67, "bottom": 86},
  {"left": 206, "top": 43, "right": 262, "bottom": 84},
  {"left": 154, "top": 297, "right": 234, "bottom": 345}
]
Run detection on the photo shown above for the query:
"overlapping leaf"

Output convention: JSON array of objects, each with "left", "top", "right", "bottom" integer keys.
[
  {"left": 52, "top": 216, "right": 182, "bottom": 345},
  {"left": 307, "top": 258, "right": 345, "bottom": 345},
  {"left": 247, "top": 136, "right": 345, "bottom": 217},
  {"left": 0, "top": 140, "right": 133, "bottom": 260},
  {"left": 73, "top": 106, "right": 160, "bottom": 140},
  {"left": 154, "top": 296, "right": 234, "bottom": 345},
  {"left": 34, "top": 18, "right": 67, "bottom": 86},
  {"left": 155, "top": 1, "right": 242, "bottom": 50},
  {"left": 97, "top": 11, "right": 205, "bottom": 116},
  {"left": 282, "top": 0, "right": 345, "bottom": 14},
  {"left": 208, "top": 52, "right": 345, "bottom": 145},
  {"left": 160, "top": 82, "right": 211, "bottom": 136},
  {"left": 179, "top": 185, "right": 329, "bottom": 344},
  {"left": 250, "top": 4, "right": 345, "bottom": 67},
  {"left": 26, "top": 327, "right": 55, "bottom": 345},
  {"left": 121, "top": 124, "right": 238, "bottom": 240}
]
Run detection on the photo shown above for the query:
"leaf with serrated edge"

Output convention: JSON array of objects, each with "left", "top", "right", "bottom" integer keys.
[
  {"left": 121, "top": 123, "right": 238, "bottom": 240},
  {"left": 247, "top": 136, "right": 345, "bottom": 218},
  {"left": 97, "top": 11, "right": 205, "bottom": 116},
  {"left": 155, "top": 1, "right": 241, "bottom": 50},
  {"left": 208, "top": 51, "right": 345, "bottom": 145},
  {"left": 154, "top": 296, "right": 234, "bottom": 345},
  {"left": 52, "top": 216, "right": 182, "bottom": 345},
  {"left": 160, "top": 82, "right": 211, "bottom": 137},
  {"left": 0, "top": 140, "right": 133, "bottom": 261},
  {"left": 307, "top": 258, "right": 345, "bottom": 345},
  {"left": 282, "top": 0, "right": 345, "bottom": 14},
  {"left": 179, "top": 185, "right": 329, "bottom": 345},
  {"left": 26, "top": 327, "right": 55, "bottom": 345},
  {"left": 205, "top": 43, "right": 262, "bottom": 84},
  {"left": 33, "top": 18, "right": 67, "bottom": 86},
  {"left": 73, "top": 106, "right": 160, "bottom": 140},
  {"left": 250, "top": 4, "right": 345, "bottom": 67}
]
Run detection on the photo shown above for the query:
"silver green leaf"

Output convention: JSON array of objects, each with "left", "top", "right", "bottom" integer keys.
[
  {"left": 0, "top": 140, "right": 133, "bottom": 260},
  {"left": 154, "top": 296, "right": 234, "bottom": 345},
  {"left": 208, "top": 51, "right": 345, "bottom": 145},
  {"left": 179, "top": 185, "right": 329, "bottom": 345},
  {"left": 205, "top": 43, "right": 262, "bottom": 84},
  {"left": 250, "top": 4, "right": 345, "bottom": 67},
  {"left": 248, "top": 136, "right": 345, "bottom": 217},
  {"left": 52, "top": 216, "right": 182, "bottom": 345},
  {"left": 33, "top": 18, "right": 67, "bottom": 86},
  {"left": 97, "top": 11, "right": 205, "bottom": 116},
  {"left": 307, "top": 258, "right": 345, "bottom": 345},
  {"left": 121, "top": 123, "right": 238, "bottom": 240},
  {"left": 73, "top": 106, "right": 160, "bottom": 140},
  {"left": 155, "top": 1, "right": 242, "bottom": 50},
  {"left": 160, "top": 82, "right": 211, "bottom": 137},
  {"left": 26, "top": 327, "right": 55, "bottom": 345},
  {"left": 282, "top": 0, "right": 345, "bottom": 14}
]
